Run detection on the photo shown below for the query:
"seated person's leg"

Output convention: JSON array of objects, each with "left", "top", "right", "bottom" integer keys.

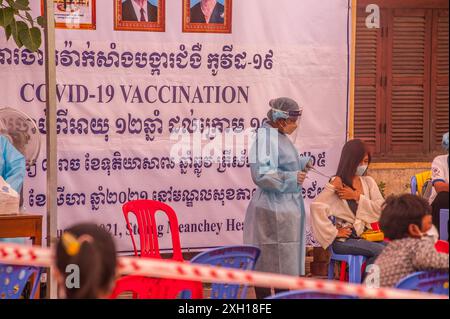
[{"left": 332, "top": 238, "right": 385, "bottom": 266}]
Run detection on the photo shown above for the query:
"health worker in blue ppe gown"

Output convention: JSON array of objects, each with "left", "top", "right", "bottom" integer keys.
[
  {"left": 243, "top": 97, "right": 311, "bottom": 299},
  {"left": 0, "top": 134, "right": 26, "bottom": 244}
]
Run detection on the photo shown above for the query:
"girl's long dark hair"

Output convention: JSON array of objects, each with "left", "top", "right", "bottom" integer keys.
[
  {"left": 56, "top": 223, "right": 117, "bottom": 299},
  {"left": 335, "top": 139, "right": 371, "bottom": 189}
]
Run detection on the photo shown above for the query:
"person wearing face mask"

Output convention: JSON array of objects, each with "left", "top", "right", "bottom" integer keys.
[
  {"left": 243, "top": 97, "right": 311, "bottom": 299},
  {"left": 367, "top": 194, "right": 448, "bottom": 288},
  {"left": 310, "top": 139, "right": 385, "bottom": 276}
]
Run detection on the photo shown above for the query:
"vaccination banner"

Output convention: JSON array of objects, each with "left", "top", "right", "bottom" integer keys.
[{"left": 0, "top": 0, "right": 351, "bottom": 253}]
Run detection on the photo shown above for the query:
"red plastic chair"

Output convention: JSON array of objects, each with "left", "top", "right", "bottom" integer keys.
[
  {"left": 337, "top": 261, "right": 367, "bottom": 282},
  {"left": 109, "top": 275, "right": 203, "bottom": 299},
  {"left": 123, "top": 200, "right": 183, "bottom": 261},
  {"left": 435, "top": 240, "right": 449, "bottom": 254}
]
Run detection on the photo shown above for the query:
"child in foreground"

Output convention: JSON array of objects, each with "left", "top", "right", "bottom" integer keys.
[
  {"left": 366, "top": 194, "right": 448, "bottom": 288},
  {"left": 55, "top": 223, "right": 117, "bottom": 299}
]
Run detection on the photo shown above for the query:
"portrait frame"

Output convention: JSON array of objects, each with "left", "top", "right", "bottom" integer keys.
[
  {"left": 40, "top": 0, "right": 96, "bottom": 30},
  {"left": 114, "top": 0, "right": 165, "bottom": 32},
  {"left": 183, "top": 0, "right": 232, "bottom": 34}
]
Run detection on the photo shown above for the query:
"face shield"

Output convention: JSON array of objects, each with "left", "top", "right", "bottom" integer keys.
[{"left": 271, "top": 107, "right": 303, "bottom": 144}]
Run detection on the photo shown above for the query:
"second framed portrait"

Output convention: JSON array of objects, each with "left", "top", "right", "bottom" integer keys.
[
  {"left": 114, "top": 0, "right": 165, "bottom": 32},
  {"left": 183, "top": 0, "right": 232, "bottom": 34}
]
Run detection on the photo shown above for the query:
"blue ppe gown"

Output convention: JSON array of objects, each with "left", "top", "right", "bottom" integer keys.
[
  {"left": 0, "top": 135, "right": 26, "bottom": 244},
  {"left": 243, "top": 123, "right": 310, "bottom": 276}
]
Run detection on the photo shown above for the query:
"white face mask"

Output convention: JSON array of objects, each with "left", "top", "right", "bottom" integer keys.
[
  {"left": 422, "top": 226, "right": 439, "bottom": 243},
  {"left": 355, "top": 165, "right": 368, "bottom": 176}
]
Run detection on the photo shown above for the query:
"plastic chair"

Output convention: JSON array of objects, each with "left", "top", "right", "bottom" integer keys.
[
  {"left": 122, "top": 200, "right": 183, "bottom": 261},
  {"left": 440, "top": 209, "right": 449, "bottom": 241},
  {"left": 435, "top": 240, "right": 449, "bottom": 254},
  {"left": 395, "top": 270, "right": 449, "bottom": 295},
  {"left": 410, "top": 176, "right": 418, "bottom": 195},
  {"left": 410, "top": 171, "right": 432, "bottom": 196},
  {"left": 328, "top": 246, "right": 367, "bottom": 284},
  {"left": 267, "top": 290, "right": 357, "bottom": 299},
  {"left": 109, "top": 275, "right": 203, "bottom": 299},
  {"left": 0, "top": 265, "right": 41, "bottom": 299},
  {"left": 186, "top": 245, "right": 260, "bottom": 299}
]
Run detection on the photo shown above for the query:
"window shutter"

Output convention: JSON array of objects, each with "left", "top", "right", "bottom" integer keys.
[
  {"left": 354, "top": 9, "right": 384, "bottom": 154},
  {"left": 431, "top": 9, "right": 449, "bottom": 151},
  {"left": 385, "top": 9, "right": 432, "bottom": 155}
]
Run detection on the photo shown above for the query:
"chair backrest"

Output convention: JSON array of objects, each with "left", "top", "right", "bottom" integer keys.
[
  {"left": 267, "top": 290, "right": 357, "bottom": 299},
  {"left": 411, "top": 171, "right": 432, "bottom": 196},
  {"left": 189, "top": 245, "right": 260, "bottom": 299},
  {"left": 0, "top": 265, "right": 41, "bottom": 299},
  {"left": 110, "top": 275, "right": 202, "bottom": 299},
  {"left": 122, "top": 200, "right": 183, "bottom": 261},
  {"left": 395, "top": 270, "right": 449, "bottom": 295}
]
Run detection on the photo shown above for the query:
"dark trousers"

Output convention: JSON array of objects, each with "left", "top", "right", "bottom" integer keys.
[
  {"left": 332, "top": 238, "right": 385, "bottom": 267},
  {"left": 431, "top": 191, "right": 449, "bottom": 239}
]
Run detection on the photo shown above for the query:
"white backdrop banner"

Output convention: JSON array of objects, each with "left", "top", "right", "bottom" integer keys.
[{"left": 0, "top": 0, "right": 351, "bottom": 253}]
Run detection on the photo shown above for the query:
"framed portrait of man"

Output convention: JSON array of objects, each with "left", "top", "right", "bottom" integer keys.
[
  {"left": 114, "top": 0, "right": 165, "bottom": 32},
  {"left": 183, "top": 0, "right": 232, "bottom": 33},
  {"left": 41, "top": 0, "right": 96, "bottom": 30}
]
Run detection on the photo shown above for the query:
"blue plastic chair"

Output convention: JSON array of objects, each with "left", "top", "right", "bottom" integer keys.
[
  {"left": 395, "top": 270, "right": 449, "bottom": 295},
  {"left": 267, "top": 290, "right": 357, "bottom": 299},
  {"left": 187, "top": 245, "right": 260, "bottom": 299},
  {"left": 328, "top": 246, "right": 367, "bottom": 284},
  {"left": 0, "top": 264, "right": 42, "bottom": 299},
  {"left": 410, "top": 176, "right": 418, "bottom": 195},
  {"left": 440, "top": 209, "right": 449, "bottom": 241}
]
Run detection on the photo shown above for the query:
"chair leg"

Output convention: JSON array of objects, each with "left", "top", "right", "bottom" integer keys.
[
  {"left": 349, "top": 258, "right": 362, "bottom": 284},
  {"left": 30, "top": 270, "right": 41, "bottom": 299},
  {"left": 241, "top": 286, "right": 248, "bottom": 299},
  {"left": 328, "top": 260, "right": 335, "bottom": 280},
  {"left": 361, "top": 261, "right": 367, "bottom": 276},
  {"left": 339, "top": 262, "right": 347, "bottom": 282}
]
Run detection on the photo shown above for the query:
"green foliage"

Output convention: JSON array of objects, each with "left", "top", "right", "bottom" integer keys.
[{"left": 0, "top": 0, "right": 43, "bottom": 52}]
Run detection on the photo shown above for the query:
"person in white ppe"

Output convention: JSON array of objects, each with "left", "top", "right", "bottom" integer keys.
[{"left": 243, "top": 97, "right": 311, "bottom": 299}]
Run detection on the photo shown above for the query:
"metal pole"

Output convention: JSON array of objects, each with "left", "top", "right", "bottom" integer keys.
[{"left": 43, "top": 0, "right": 58, "bottom": 299}]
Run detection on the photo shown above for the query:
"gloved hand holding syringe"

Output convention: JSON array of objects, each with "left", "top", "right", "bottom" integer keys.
[{"left": 302, "top": 159, "right": 333, "bottom": 181}]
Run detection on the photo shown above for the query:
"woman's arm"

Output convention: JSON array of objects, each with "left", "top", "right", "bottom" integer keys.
[
  {"left": 355, "top": 176, "right": 385, "bottom": 225},
  {"left": 433, "top": 181, "right": 449, "bottom": 193},
  {"left": 298, "top": 156, "right": 312, "bottom": 172},
  {"left": 249, "top": 136, "right": 310, "bottom": 192},
  {"left": 250, "top": 162, "right": 300, "bottom": 193},
  {"left": 431, "top": 156, "right": 449, "bottom": 193},
  {"left": 310, "top": 186, "right": 340, "bottom": 249}
]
